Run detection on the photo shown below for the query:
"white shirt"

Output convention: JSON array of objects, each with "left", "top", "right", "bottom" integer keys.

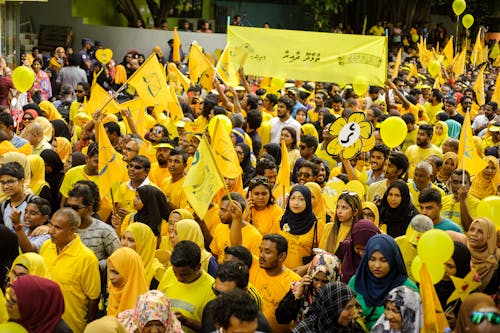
[{"left": 270, "top": 116, "right": 301, "bottom": 144}]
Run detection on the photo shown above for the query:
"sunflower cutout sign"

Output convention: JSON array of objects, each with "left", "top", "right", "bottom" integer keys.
[{"left": 327, "top": 112, "right": 374, "bottom": 159}]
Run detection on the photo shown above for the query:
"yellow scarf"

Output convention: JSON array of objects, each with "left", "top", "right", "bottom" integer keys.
[{"left": 28, "top": 155, "right": 49, "bottom": 195}]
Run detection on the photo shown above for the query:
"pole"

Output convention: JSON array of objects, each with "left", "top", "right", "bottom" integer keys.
[{"left": 455, "top": 15, "right": 460, "bottom": 55}]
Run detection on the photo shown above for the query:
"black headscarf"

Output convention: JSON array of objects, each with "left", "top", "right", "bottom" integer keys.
[
  {"left": 378, "top": 180, "right": 418, "bottom": 238},
  {"left": 435, "top": 241, "right": 471, "bottom": 314},
  {"left": 280, "top": 185, "right": 317, "bottom": 235},
  {"left": 134, "top": 185, "right": 171, "bottom": 236},
  {"left": 0, "top": 225, "right": 19, "bottom": 292},
  {"left": 236, "top": 143, "right": 256, "bottom": 188},
  {"left": 51, "top": 119, "right": 72, "bottom": 141},
  {"left": 40, "top": 149, "right": 65, "bottom": 212},
  {"left": 263, "top": 143, "right": 282, "bottom": 166}
]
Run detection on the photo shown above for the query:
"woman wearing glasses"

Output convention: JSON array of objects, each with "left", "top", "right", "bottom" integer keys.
[
  {"left": 455, "top": 293, "right": 496, "bottom": 333},
  {"left": 244, "top": 176, "right": 283, "bottom": 235}
]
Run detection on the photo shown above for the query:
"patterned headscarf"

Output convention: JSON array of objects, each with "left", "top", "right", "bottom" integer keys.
[{"left": 371, "top": 286, "right": 423, "bottom": 333}]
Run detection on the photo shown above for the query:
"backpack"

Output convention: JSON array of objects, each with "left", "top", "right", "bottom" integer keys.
[{"left": 57, "top": 100, "right": 72, "bottom": 122}]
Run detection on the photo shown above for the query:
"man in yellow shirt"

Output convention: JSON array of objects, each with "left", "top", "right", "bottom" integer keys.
[
  {"left": 40, "top": 208, "right": 100, "bottom": 333},
  {"left": 369, "top": 21, "right": 385, "bottom": 36},
  {"left": 407, "top": 161, "right": 447, "bottom": 212},
  {"left": 158, "top": 240, "right": 215, "bottom": 333},
  {"left": 161, "top": 147, "right": 188, "bottom": 209},
  {"left": 149, "top": 140, "right": 173, "bottom": 187},
  {"left": 405, "top": 124, "right": 442, "bottom": 178},
  {"left": 210, "top": 193, "right": 263, "bottom": 263},
  {"left": 423, "top": 89, "right": 443, "bottom": 124},
  {"left": 251, "top": 234, "right": 301, "bottom": 333}
]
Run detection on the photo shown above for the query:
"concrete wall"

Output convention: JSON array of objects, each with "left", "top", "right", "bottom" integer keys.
[{"left": 20, "top": 0, "right": 227, "bottom": 59}]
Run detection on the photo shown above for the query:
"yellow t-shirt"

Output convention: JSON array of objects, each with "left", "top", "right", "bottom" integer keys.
[
  {"left": 59, "top": 165, "right": 99, "bottom": 199},
  {"left": 279, "top": 223, "right": 321, "bottom": 270},
  {"left": 424, "top": 102, "right": 443, "bottom": 124},
  {"left": 210, "top": 223, "right": 263, "bottom": 263},
  {"left": 249, "top": 204, "right": 283, "bottom": 235},
  {"left": 315, "top": 146, "right": 336, "bottom": 170},
  {"left": 407, "top": 181, "right": 448, "bottom": 212},
  {"left": 41, "top": 235, "right": 100, "bottom": 333},
  {"left": 319, "top": 222, "right": 351, "bottom": 253},
  {"left": 397, "top": 103, "right": 418, "bottom": 119},
  {"left": 369, "top": 25, "right": 385, "bottom": 36},
  {"left": 157, "top": 268, "right": 216, "bottom": 333},
  {"left": 149, "top": 163, "right": 171, "bottom": 187},
  {"left": 161, "top": 176, "right": 188, "bottom": 209},
  {"left": 405, "top": 144, "right": 443, "bottom": 178},
  {"left": 115, "top": 182, "right": 136, "bottom": 213},
  {"left": 403, "top": 127, "right": 419, "bottom": 152},
  {"left": 440, "top": 195, "right": 480, "bottom": 228}
]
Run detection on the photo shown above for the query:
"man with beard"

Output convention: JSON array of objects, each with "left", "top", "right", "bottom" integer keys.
[
  {"left": 210, "top": 193, "right": 262, "bottom": 263},
  {"left": 149, "top": 138, "right": 173, "bottom": 187},
  {"left": 251, "top": 234, "right": 300, "bottom": 333},
  {"left": 269, "top": 96, "right": 301, "bottom": 144},
  {"left": 367, "top": 144, "right": 390, "bottom": 185},
  {"left": 161, "top": 147, "right": 188, "bottom": 209},
  {"left": 367, "top": 151, "right": 409, "bottom": 205},
  {"left": 404, "top": 124, "right": 442, "bottom": 178},
  {"left": 68, "top": 81, "right": 90, "bottom": 131}
]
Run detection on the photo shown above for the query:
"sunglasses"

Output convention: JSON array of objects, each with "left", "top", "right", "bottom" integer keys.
[
  {"left": 299, "top": 145, "right": 307, "bottom": 150},
  {"left": 250, "top": 177, "right": 269, "bottom": 186},
  {"left": 127, "top": 164, "right": 144, "bottom": 170},
  {"left": 297, "top": 172, "right": 311, "bottom": 178},
  {"left": 64, "top": 204, "right": 87, "bottom": 210},
  {"left": 23, "top": 117, "right": 34, "bottom": 121},
  {"left": 470, "top": 311, "right": 500, "bottom": 325}
]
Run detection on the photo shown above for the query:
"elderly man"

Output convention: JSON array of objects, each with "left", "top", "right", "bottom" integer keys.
[
  {"left": 40, "top": 208, "right": 100, "bottom": 333},
  {"left": 23, "top": 122, "right": 52, "bottom": 155}
]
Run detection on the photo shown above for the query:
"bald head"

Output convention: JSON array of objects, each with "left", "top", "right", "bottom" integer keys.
[{"left": 24, "top": 123, "right": 43, "bottom": 145}]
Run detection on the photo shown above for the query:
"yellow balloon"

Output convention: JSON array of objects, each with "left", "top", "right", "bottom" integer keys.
[
  {"left": 95, "top": 48, "right": 113, "bottom": 64},
  {"left": 380, "top": 116, "right": 407, "bottom": 148},
  {"left": 411, "top": 256, "right": 445, "bottom": 284},
  {"left": 323, "top": 180, "right": 346, "bottom": 211},
  {"left": 345, "top": 180, "right": 365, "bottom": 200},
  {"left": 427, "top": 60, "right": 441, "bottom": 77},
  {"left": 476, "top": 196, "right": 500, "bottom": 229},
  {"left": 462, "top": 14, "right": 474, "bottom": 29},
  {"left": 452, "top": 0, "right": 466, "bottom": 16},
  {"left": 352, "top": 79, "right": 368, "bottom": 96},
  {"left": 208, "top": 114, "right": 232, "bottom": 138},
  {"left": 411, "top": 34, "right": 419, "bottom": 43},
  {"left": 12, "top": 66, "right": 35, "bottom": 93},
  {"left": 417, "top": 229, "right": 454, "bottom": 264}
]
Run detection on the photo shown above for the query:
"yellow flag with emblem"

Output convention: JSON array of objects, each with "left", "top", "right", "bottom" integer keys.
[
  {"left": 273, "top": 140, "right": 291, "bottom": 202},
  {"left": 167, "top": 84, "right": 184, "bottom": 125},
  {"left": 211, "top": 118, "right": 242, "bottom": 178},
  {"left": 216, "top": 42, "right": 240, "bottom": 87},
  {"left": 128, "top": 54, "right": 169, "bottom": 106},
  {"left": 188, "top": 43, "right": 215, "bottom": 90},
  {"left": 120, "top": 98, "right": 146, "bottom": 136},
  {"left": 442, "top": 36, "right": 454, "bottom": 65},
  {"left": 458, "top": 110, "right": 488, "bottom": 175},
  {"left": 473, "top": 64, "right": 485, "bottom": 106},
  {"left": 84, "top": 84, "right": 121, "bottom": 115},
  {"left": 183, "top": 136, "right": 225, "bottom": 219}
]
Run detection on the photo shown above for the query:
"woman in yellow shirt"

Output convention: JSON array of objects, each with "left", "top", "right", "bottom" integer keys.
[
  {"left": 320, "top": 192, "right": 363, "bottom": 254},
  {"left": 279, "top": 185, "right": 320, "bottom": 270},
  {"left": 244, "top": 176, "right": 284, "bottom": 235},
  {"left": 281, "top": 126, "right": 301, "bottom": 170}
]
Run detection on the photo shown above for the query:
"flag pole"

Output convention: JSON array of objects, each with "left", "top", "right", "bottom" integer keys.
[{"left": 462, "top": 110, "right": 468, "bottom": 186}]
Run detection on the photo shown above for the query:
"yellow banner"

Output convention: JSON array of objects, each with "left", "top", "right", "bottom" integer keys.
[{"left": 228, "top": 26, "right": 387, "bottom": 86}]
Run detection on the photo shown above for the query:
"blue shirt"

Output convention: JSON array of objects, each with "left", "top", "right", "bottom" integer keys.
[
  {"left": 11, "top": 134, "right": 29, "bottom": 149},
  {"left": 435, "top": 217, "right": 463, "bottom": 233}
]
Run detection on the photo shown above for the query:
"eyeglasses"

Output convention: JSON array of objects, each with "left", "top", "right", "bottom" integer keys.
[
  {"left": 297, "top": 172, "right": 311, "bottom": 178},
  {"left": 470, "top": 311, "right": 500, "bottom": 325},
  {"left": 152, "top": 129, "right": 163, "bottom": 135},
  {"left": 299, "top": 145, "right": 307, "bottom": 150},
  {"left": 23, "top": 117, "right": 34, "bottom": 121},
  {"left": 0, "top": 179, "right": 18, "bottom": 187},
  {"left": 127, "top": 164, "right": 144, "bottom": 170},
  {"left": 64, "top": 204, "right": 87, "bottom": 210}
]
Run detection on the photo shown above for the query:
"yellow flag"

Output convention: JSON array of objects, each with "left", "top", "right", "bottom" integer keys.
[
  {"left": 452, "top": 48, "right": 466, "bottom": 78},
  {"left": 97, "top": 121, "right": 127, "bottom": 205},
  {"left": 420, "top": 264, "right": 449, "bottom": 333},
  {"left": 216, "top": 42, "right": 240, "bottom": 87},
  {"left": 169, "top": 63, "right": 191, "bottom": 92},
  {"left": 489, "top": 42, "right": 499, "bottom": 60},
  {"left": 492, "top": 70, "right": 500, "bottom": 105},
  {"left": 470, "top": 29, "right": 483, "bottom": 67},
  {"left": 167, "top": 85, "right": 184, "bottom": 124},
  {"left": 458, "top": 110, "right": 488, "bottom": 175},
  {"left": 188, "top": 42, "right": 214, "bottom": 84},
  {"left": 391, "top": 48, "right": 402, "bottom": 79},
  {"left": 128, "top": 54, "right": 169, "bottom": 106},
  {"left": 473, "top": 64, "right": 485, "bottom": 106},
  {"left": 442, "top": 36, "right": 454, "bottom": 65},
  {"left": 120, "top": 98, "right": 146, "bottom": 136},
  {"left": 84, "top": 84, "right": 121, "bottom": 115},
  {"left": 183, "top": 136, "right": 225, "bottom": 219},
  {"left": 199, "top": 67, "right": 216, "bottom": 93},
  {"left": 273, "top": 140, "right": 291, "bottom": 201},
  {"left": 407, "top": 63, "right": 418, "bottom": 81},
  {"left": 173, "top": 28, "right": 181, "bottom": 62},
  {"left": 211, "top": 118, "right": 242, "bottom": 178}
]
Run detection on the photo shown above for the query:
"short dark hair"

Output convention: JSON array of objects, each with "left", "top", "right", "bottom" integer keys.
[
  {"left": 332, "top": 95, "right": 343, "bottom": 104},
  {"left": 213, "top": 289, "right": 258, "bottom": 330},
  {"left": 298, "top": 160, "right": 319, "bottom": 176},
  {"left": 170, "top": 240, "right": 201, "bottom": 269},
  {"left": 278, "top": 96, "right": 294, "bottom": 111},
  {"left": 0, "top": 112, "right": 14, "bottom": 128},
  {"left": 266, "top": 93, "right": 278, "bottom": 105},
  {"left": 389, "top": 152, "right": 409, "bottom": 176},
  {"left": 169, "top": 147, "right": 188, "bottom": 164},
  {"left": 300, "top": 135, "right": 318, "bottom": 150},
  {"left": 221, "top": 192, "right": 247, "bottom": 211},
  {"left": 256, "top": 159, "right": 277, "bottom": 176},
  {"left": 74, "top": 180, "right": 100, "bottom": 212},
  {"left": 402, "top": 113, "right": 416, "bottom": 124},
  {"left": 216, "top": 261, "right": 249, "bottom": 289},
  {"left": 0, "top": 162, "right": 25, "bottom": 180},
  {"left": 103, "top": 122, "right": 121, "bottom": 136},
  {"left": 224, "top": 246, "right": 253, "bottom": 268},
  {"left": 445, "top": 97, "right": 457, "bottom": 106},
  {"left": 246, "top": 95, "right": 259, "bottom": 110},
  {"left": 27, "top": 196, "right": 51, "bottom": 216},
  {"left": 432, "top": 89, "right": 443, "bottom": 102},
  {"left": 372, "top": 144, "right": 390, "bottom": 159},
  {"left": 87, "top": 142, "right": 99, "bottom": 157},
  {"left": 129, "top": 155, "right": 151, "bottom": 170},
  {"left": 452, "top": 169, "right": 471, "bottom": 183},
  {"left": 418, "top": 188, "right": 442, "bottom": 205},
  {"left": 246, "top": 109, "right": 262, "bottom": 130},
  {"left": 262, "top": 233, "right": 288, "bottom": 255},
  {"left": 68, "top": 185, "right": 94, "bottom": 207},
  {"left": 419, "top": 124, "right": 434, "bottom": 138}
]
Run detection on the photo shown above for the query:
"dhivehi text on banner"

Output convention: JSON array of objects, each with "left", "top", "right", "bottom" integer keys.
[{"left": 227, "top": 26, "right": 388, "bottom": 86}]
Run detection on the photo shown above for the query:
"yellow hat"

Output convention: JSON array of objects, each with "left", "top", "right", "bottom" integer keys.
[{"left": 153, "top": 142, "right": 174, "bottom": 149}]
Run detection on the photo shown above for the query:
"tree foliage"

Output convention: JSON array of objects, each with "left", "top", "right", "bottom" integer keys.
[{"left": 300, "top": 0, "right": 352, "bottom": 31}]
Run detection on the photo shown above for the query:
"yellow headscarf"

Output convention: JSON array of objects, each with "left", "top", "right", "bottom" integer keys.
[
  {"left": 10, "top": 253, "right": 51, "bottom": 282},
  {"left": 175, "top": 219, "right": 213, "bottom": 273},
  {"left": 169, "top": 209, "right": 194, "bottom": 221},
  {"left": 301, "top": 123, "right": 319, "bottom": 140},
  {"left": 469, "top": 156, "right": 500, "bottom": 199},
  {"left": 430, "top": 121, "right": 448, "bottom": 147},
  {"left": 34, "top": 116, "right": 53, "bottom": 142},
  {"left": 125, "top": 223, "right": 162, "bottom": 285},
  {"left": 83, "top": 316, "right": 127, "bottom": 333},
  {"left": 472, "top": 136, "right": 485, "bottom": 158},
  {"left": 53, "top": 137, "right": 72, "bottom": 163},
  {"left": 107, "top": 247, "right": 148, "bottom": 317},
  {"left": 361, "top": 202, "right": 380, "bottom": 227},
  {"left": 27, "top": 155, "right": 49, "bottom": 195},
  {"left": 305, "top": 182, "right": 330, "bottom": 223},
  {"left": 437, "top": 152, "right": 458, "bottom": 182},
  {"left": 0, "top": 140, "right": 17, "bottom": 156},
  {"left": 38, "top": 101, "right": 63, "bottom": 121}
]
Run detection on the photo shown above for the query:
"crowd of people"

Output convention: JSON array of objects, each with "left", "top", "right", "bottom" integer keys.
[{"left": 0, "top": 20, "right": 499, "bottom": 333}]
